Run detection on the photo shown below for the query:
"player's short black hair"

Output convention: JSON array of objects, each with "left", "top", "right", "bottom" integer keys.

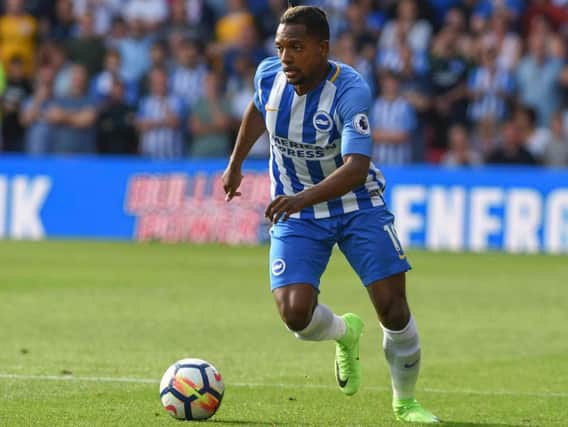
[{"left": 280, "top": 6, "right": 330, "bottom": 41}]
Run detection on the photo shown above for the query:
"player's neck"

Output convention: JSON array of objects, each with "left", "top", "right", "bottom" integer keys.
[{"left": 293, "top": 62, "right": 332, "bottom": 96}]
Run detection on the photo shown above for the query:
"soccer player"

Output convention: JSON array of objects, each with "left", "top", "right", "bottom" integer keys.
[{"left": 222, "top": 6, "right": 439, "bottom": 424}]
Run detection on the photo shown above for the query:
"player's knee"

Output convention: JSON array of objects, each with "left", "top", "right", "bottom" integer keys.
[
  {"left": 279, "top": 302, "right": 312, "bottom": 332},
  {"left": 379, "top": 299, "right": 410, "bottom": 331}
]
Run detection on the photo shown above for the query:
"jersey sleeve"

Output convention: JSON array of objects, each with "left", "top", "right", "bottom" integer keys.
[{"left": 336, "top": 82, "right": 373, "bottom": 157}]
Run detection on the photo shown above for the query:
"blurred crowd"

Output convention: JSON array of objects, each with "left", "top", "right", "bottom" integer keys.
[{"left": 1, "top": 0, "right": 568, "bottom": 167}]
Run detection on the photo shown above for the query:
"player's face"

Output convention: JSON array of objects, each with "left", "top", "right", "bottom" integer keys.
[{"left": 275, "top": 23, "right": 328, "bottom": 86}]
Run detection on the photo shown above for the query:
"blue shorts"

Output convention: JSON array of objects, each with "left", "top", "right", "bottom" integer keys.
[{"left": 269, "top": 205, "right": 411, "bottom": 290}]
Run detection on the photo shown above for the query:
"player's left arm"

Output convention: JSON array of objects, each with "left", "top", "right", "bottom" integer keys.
[
  {"left": 265, "top": 153, "right": 369, "bottom": 223},
  {"left": 265, "top": 82, "right": 373, "bottom": 223}
]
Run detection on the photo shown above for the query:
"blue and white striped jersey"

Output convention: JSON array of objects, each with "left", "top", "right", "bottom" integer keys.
[
  {"left": 137, "top": 95, "right": 185, "bottom": 159},
  {"left": 371, "top": 96, "right": 416, "bottom": 165},
  {"left": 467, "top": 66, "right": 514, "bottom": 122},
  {"left": 253, "top": 56, "right": 386, "bottom": 219}
]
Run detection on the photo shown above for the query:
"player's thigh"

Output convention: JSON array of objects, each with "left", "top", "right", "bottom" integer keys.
[
  {"left": 269, "top": 218, "right": 335, "bottom": 292},
  {"left": 338, "top": 206, "right": 411, "bottom": 287}
]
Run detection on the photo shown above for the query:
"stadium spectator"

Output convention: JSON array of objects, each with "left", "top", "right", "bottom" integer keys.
[
  {"left": 138, "top": 40, "right": 170, "bottom": 98},
  {"left": 135, "top": 66, "right": 185, "bottom": 159},
  {"left": 170, "top": 38, "right": 207, "bottom": 110},
  {"left": 64, "top": 13, "right": 106, "bottom": 78},
  {"left": 20, "top": 66, "right": 56, "bottom": 155},
  {"left": 72, "top": 0, "right": 121, "bottom": 36},
  {"left": 90, "top": 48, "right": 138, "bottom": 107},
  {"left": 96, "top": 78, "right": 138, "bottom": 154},
  {"left": 115, "top": 18, "right": 153, "bottom": 83},
  {"left": 521, "top": 0, "right": 568, "bottom": 36},
  {"left": 332, "top": 32, "right": 357, "bottom": 67},
  {"left": 0, "top": 0, "right": 38, "bottom": 77},
  {"left": 257, "top": 0, "right": 288, "bottom": 48},
  {"left": 485, "top": 9, "right": 522, "bottom": 71},
  {"left": 353, "top": 36, "right": 378, "bottom": 96},
  {"left": 467, "top": 40, "right": 515, "bottom": 128},
  {"left": 379, "top": 0, "right": 432, "bottom": 52},
  {"left": 377, "top": 40, "right": 429, "bottom": 79},
  {"left": 443, "top": 6, "right": 466, "bottom": 33},
  {"left": 514, "top": 105, "right": 552, "bottom": 161},
  {"left": 486, "top": 120, "right": 537, "bottom": 165},
  {"left": 340, "top": 1, "right": 379, "bottom": 47},
  {"left": 471, "top": 118, "right": 499, "bottom": 158},
  {"left": 46, "top": 64, "right": 97, "bottom": 154},
  {"left": 160, "top": 0, "right": 215, "bottom": 44},
  {"left": 214, "top": 0, "right": 254, "bottom": 50},
  {"left": 1, "top": 55, "right": 32, "bottom": 152},
  {"left": 516, "top": 31, "right": 564, "bottom": 126},
  {"left": 44, "top": 41, "right": 74, "bottom": 98},
  {"left": 542, "top": 111, "right": 568, "bottom": 167},
  {"left": 222, "top": 25, "right": 267, "bottom": 83},
  {"left": 394, "top": 43, "right": 430, "bottom": 105},
  {"left": 428, "top": 26, "right": 469, "bottom": 151},
  {"left": 441, "top": 123, "right": 483, "bottom": 167},
  {"left": 371, "top": 72, "right": 417, "bottom": 165},
  {"left": 188, "top": 72, "right": 231, "bottom": 158},
  {"left": 226, "top": 57, "right": 269, "bottom": 159},
  {"left": 49, "top": 0, "right": 76, "bottom": 41},
  {"left": 106, "top": 16, "right": 128, "bottom": 47}
]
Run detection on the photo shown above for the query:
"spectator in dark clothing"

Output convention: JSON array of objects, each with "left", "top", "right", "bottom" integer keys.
[
  {"left": 428, "top": 26, "right": 469, "bottom": 150},
  {"left": 96, "top": 78, "right": 138, "bottom": 154},
  {"left": 48, "top": 0, "right": 76, "bottom": 41},
  {"left": 65, "top": 13, "right": 106, "bottom": 78},
  {"left": 90, "top": 48, "right": 138, "bottom": 107},
  {"left": 1, "top": 55, "right": 32, "bottom": 152},
  {"left": 257, "top": 0, "right": 287, "bottom": 43},
  {"left": 487, "top": 121, "right": 537, "bottom": 165}
]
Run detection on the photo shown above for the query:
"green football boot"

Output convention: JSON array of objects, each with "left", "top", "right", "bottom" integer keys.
[
  {"left": 393, "top": 398, "right": 440, "bottom": 423},
  {"left": 334, "top": 313, "right": 364, "bottom": 396}
]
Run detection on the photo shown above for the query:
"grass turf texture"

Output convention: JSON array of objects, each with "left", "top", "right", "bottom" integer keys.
[{"left": 0, "top": 241, "right": 566, "bottom": 426}]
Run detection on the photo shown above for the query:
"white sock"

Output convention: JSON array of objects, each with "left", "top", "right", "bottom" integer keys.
[
  {"left": 294, "top": 304, "right": 346, "bottom": 341},
  {"left": 381, "top": 316, "right": 421, "bottom": 400}
]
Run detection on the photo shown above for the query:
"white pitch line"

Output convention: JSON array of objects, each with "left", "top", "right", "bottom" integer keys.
[{"left": 0, "top": 374, "right": 566, "bottom": 399}]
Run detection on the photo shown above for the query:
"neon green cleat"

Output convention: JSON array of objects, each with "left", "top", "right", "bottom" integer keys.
[
  {"left": 393, "top": 398, "right": 440, "bottom": 423},
  {"left": 335, "top": 313, "right": 364, "bottom": 396}
]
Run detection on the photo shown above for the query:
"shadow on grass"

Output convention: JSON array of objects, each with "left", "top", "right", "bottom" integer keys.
[
  {"left": 209, "top": 420, "right": 280, "bottom": 426},
  {"left": 209, "top": 421, "right": 525, "bottom": 427},
  {"left": 442, "top": 422, "right": 526, "bottom": 427}
]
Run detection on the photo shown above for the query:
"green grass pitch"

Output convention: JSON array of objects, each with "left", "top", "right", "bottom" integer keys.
[{"left": 0, "top": 241, "right": 566, "bottom": 426}]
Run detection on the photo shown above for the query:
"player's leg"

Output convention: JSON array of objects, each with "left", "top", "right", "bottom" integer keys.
[
  {"left": 269, "top": 217, "right": 363, "bottom": 396},
  {"left": 339, "top": 207, "right": 438, "bottom": 423},
  {"left": 367, "top": 274, "right": 437, "bottom": 423},
  {"left": 273, "top": 284, "right": 346, "bottom": 340}
]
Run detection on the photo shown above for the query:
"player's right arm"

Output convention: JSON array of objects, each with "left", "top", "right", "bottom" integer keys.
[
  {"left": 223, "top": 57, "right": 279, "bottom": 201},
  {"left": 222, "top": 101, "right": 265, "bottom": 201}
]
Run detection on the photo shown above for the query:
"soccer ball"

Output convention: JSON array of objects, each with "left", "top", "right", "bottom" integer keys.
[{"left": 159, "top": 358, "right": 224, "bottom": 421}]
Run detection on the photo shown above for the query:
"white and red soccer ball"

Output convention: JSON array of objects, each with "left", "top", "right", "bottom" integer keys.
[{"left": 159, "top": 358, "right": 224, "bottom": 421}]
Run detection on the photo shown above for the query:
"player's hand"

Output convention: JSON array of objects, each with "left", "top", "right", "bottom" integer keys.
[
  {"left": 265, "top": 195, "right": 306, "bottom": 223},
  {"left": 222, "top": 166, "right": 243, "bottom": 201}
]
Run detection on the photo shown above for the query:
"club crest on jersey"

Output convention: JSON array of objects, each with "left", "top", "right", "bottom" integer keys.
[
  {"left": 353, "top": 113, "right": 370, "bottom": 135},
  {"left": 313, "top": 111, "right": 333, "bottom": 133},
  {"left": 271, "top": 258, "right": 286, "bottom": 276}
]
